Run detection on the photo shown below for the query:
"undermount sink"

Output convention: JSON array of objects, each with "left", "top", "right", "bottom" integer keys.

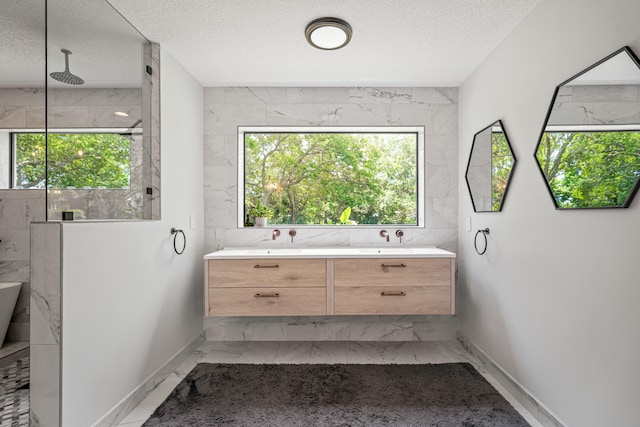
[
  {"left": 358, "top": 248, "right": 417, "bottom": 254},
  {"left": 244, "top": 249, "right": 302, "bottom": 255}
]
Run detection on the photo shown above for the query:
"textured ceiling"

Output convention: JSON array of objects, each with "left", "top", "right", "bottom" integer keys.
[
  {"left": 1, "top": 0, "right": 146, "bottom": 88},
  {"left": 107, "top": 0, "right": 542, "bottom": 87}
]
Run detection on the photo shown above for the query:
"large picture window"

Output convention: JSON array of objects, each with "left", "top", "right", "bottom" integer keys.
[
  {"left": 239, "top": 126, "right": 424, "bottom": 227},
  {"left": 10, "top": 131, "right": 131, "bottom": 189}
]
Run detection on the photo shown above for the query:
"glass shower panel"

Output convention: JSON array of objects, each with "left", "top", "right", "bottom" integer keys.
[
  {"left": 0, "top": 0, "right": 46, "bottom": 190},
  {"left": 46, "top": 0, "right": 158, "bottom": 220}
]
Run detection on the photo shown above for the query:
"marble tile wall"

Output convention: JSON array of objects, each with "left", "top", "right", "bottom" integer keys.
[
  {"left": 0, "top": 88, "right": 141, "bottom": 129},
  {"left": 0, "top": 86, "right": 156, "bottom": 221},
  {"left": 0, "top": 190, "right": 45, "bottom": 342},
  {"left": 203, "top": 87, "right": 459, "bottom": 252},
  {"left": 30, "top": 222, "right": 62, "bottom": 427},
  {"left": 0, "top": 86, "right": 149, "bottom": 340},
  {"left": 206, "top": 316, "right": 458, "bottom": 342},
  {"left": 203, "top": 87, "right": 459, "bottom": 340}
]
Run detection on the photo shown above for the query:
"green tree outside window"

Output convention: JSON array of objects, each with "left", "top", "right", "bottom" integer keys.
[
  {"left": 14, "top": 133, "right": 131, "bottom": 189},
  {"left": 244, "top": 132, "right": 419, "bottom": 225},
  {"left": 536, "top": 131, "right": 640, "bottom": 208}
]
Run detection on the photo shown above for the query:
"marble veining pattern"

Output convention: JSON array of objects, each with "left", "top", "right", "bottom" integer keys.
[
  {"left": 115, "top": 340, "right": 542, "bottom": 427},
  {"left": 206, "top": 316, "right": 458, "bottom": 342},
  {"left": 549, "top": 84, "right": 640, "bottom": 126},
  {"left": 0, "top": 191, "right": 45, "bottom": 342},
  {"left": 1, "top": 68, "right": 158, "bottom": 221},
  {"left": 91, "top": 334, "right": 204, "bottom": 427},
  {"left": 29, "top": 223, "right": 62, "bottom": 427},
  {"left": 203, "top": 86, "right": 459, "bottom": 345},
  {"left": 203, "top": 86, "right": 458, "bottom": 254}
]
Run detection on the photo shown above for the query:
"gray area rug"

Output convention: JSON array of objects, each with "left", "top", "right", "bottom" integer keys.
[{"left": 143, "top": 363, "right": 530, "bottom": 426}]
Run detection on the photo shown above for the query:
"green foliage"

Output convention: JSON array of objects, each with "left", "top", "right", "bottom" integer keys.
[
  {"left": 491, "top": 132, "right": 515, "bottom": 211},
  {"left": 244, "top": 132, "right": 418, "bottom": 225},
  {"left": 536, "top": 131, "right": 640, "bottom": 208},
  {"left": 339, "top": 207, "right": 354, "bottom": 224},
  {"left": 248, "top": 201, "right": 273, "bottom": 218},
  {"left": 15, "top": 133, "right": 131, "bottom": 189}
]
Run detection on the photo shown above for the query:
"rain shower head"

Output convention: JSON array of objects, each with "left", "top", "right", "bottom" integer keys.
[{"left": 50, "top": 49, "right": 84, "bottom": 85}]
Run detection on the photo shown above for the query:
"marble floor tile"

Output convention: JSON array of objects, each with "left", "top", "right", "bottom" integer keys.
[
  {"left": 115, "top": 373, "right": 183, "bottom": 427},
  {"left": 410, "top": 341, "right": 458, "bottom": 364},
  {"left": 273, "top": 341, "right": 348, "bottom": 364},
  {"left": 198, "top": 341, "right": 248, "bottom": 364},
  {"left": 236, "top": 341, "right": 280, "bottom": 363},
  {"left": 346, "top": 341, "right": 420, "bottom": 364}
]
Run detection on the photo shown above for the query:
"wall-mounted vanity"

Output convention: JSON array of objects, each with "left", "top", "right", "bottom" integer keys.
[{"left": 205, "top": 247, "right": 456, "bottom": 317}]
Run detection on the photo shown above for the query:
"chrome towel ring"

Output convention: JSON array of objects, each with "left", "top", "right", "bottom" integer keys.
[
  {"left": 171, "top": 227, "right": 186, "bottom": 255},
  {"left": 474, "top": 228, "right": 490, "bottom": 255}
]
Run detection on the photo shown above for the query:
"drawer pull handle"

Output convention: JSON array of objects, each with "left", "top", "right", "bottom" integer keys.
[
  {"left": 381, "top": 291, "right": 407, "bottom": 296},
  {"left": 380, "top": 263, "right": 406, "bottom": 268},
  {"left": 254, "top": 293, "right": 280, "bottom": 298},
  {"left": 254, "top": 264, "right": 279, "bottom": 269}
]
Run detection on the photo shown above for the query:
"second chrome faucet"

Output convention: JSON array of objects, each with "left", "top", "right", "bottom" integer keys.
[
  {"left": 380, "top": 229, "right": 404, "bottom": 243},
  {"left": 272, "top": 229, "right": 296, "bottom": 242}
]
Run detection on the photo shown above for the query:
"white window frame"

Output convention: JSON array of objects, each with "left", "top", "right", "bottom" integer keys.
[
  {"left": 6, "top": 128, "right": 138, "bottom": 189},
  {"left": 237, "top": 126, "right": 425, "bottom": 228}
]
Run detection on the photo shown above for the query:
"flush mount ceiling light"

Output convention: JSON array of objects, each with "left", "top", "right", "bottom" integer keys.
[{"left": 305, "top": 17, "right": 352, "bottom": 50}]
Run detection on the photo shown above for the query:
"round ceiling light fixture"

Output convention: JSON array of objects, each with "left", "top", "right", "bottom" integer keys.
[{"left": 305, "top": 17, "right": 352, "bottom": 50}]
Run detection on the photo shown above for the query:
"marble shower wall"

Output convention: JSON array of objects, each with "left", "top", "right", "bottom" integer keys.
[
  {"left": 203, "top": 87, "right": 459, "bottom": 253},
  {"left": 0, "top": 86, "right": 147, "bottom": 342},
  {"left": 203, "top": 87, "right": 459, "bottom": 341},
  {"left": 30, "top": 222, "right": 61, "bottom": 427},
  {"left": 0, "top": 190, "right": 45, "bottom": 342},
  {"left": 0, "top": 88, "right": 141, "bottom": 129}
]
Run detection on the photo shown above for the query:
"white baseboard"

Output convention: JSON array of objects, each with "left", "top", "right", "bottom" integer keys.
[
  {"left": 457, "top": 331, "right": 565, "bottom": 427},
  {"left": 92, "top": 332, "right": 205, "bottom": 427}
]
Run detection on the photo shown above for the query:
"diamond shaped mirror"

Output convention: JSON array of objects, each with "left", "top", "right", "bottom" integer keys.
[
  {"left": 534, "top": 46, "right": 640, "bottom": 209},
  {"left": 465, "top": 120, "right": 516, "bottom": 212}
]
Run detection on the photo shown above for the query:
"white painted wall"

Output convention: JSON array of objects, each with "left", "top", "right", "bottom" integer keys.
[
  {"left": 458, "top": 1, "right": 640, "bottom": 426},
  {"left": 60, "top": 48, "right": 204, "bottom": 427}
]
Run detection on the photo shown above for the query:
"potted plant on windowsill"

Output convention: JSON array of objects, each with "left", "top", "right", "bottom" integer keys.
[{"left": 248, "top": 202, "right": 273, "bottom": 227}]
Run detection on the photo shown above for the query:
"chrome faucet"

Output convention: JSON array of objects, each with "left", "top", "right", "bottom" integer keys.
[
  {"left": 395, "top": 229, "right": 404, "bottom": 243},
  {"left": 380, "top": 230, "right": 389, "bottom": 242},
  {"left": 288, "top": 229, "right": 297, "bottom": 242},
  {"left": 272, "top": 229, "right": 281, "bottom": 240}
]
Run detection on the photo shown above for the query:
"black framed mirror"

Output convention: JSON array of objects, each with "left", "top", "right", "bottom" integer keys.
[
  {"left": 465, "top": 120, "right": 516, "bottom": 212},
  {"left": 534, "top": 46, "right": 640, "bottom": 209}
]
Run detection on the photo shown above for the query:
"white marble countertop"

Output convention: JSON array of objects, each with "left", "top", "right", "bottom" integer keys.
[{"left": 204, "top": 246, "right": 456, "bottom": 259}]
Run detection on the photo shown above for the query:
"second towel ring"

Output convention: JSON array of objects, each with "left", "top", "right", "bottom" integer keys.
[
  {"left": 474, "top": 228, "right": 490, "bottom": 255},
  {"left": 171, "top": 227, "right": 186, "bottom": 255}
]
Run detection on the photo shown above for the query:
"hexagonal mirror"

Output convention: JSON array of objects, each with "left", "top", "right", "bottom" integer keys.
[
  {"left": 465, "top": 120, "right": 516, "bottom": 212},
  {"left": 534, "top": 46, "right": 640, "bottom": 209}
]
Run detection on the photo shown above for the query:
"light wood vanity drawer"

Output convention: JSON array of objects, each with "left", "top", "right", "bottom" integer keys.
[
  {"left": 334, "top": 258, "right": 451, "bottom": 287},
  {"left": 334, "top": 286, "right": 451, "bottom": 315},
  {"left": 209, "top": 287, "right": 326, "bottom": 316},
  {"left": 208, "top": 259, "right": 326, "bottom": 288}
]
